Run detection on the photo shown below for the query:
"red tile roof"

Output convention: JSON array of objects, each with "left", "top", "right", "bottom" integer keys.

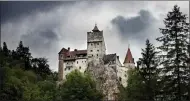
[
  {"left": 123, "top": 48, "right": 134, "bottom": 64},
  {"left": 59, "top": 47, "right": 87, "bottom": 59}
]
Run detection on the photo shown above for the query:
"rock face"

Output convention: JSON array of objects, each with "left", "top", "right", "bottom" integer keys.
[{"left": 86, "top": 59, "right": 120, "bottom": 100}]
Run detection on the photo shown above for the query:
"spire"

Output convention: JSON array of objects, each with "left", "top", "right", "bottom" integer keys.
[
  {"left": 92, "top": 23, "right": 100, "bottom": 32},
  {"left": 123, "top": 47, "right": 134, "bottom": 64}
]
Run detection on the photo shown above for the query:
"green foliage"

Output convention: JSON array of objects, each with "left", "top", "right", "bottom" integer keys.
[
  {"left": 0, "top": 41, "right": 102, "bottom": 101},
  {"left": 59, "top": 70, "right": 103, "bottom": 101},
  {"left": 138, "top": 39, "right": 160, "bottom": 101},
  {"left": 156, "top": 5, "right": 189, "bottom": 101},
  {"left": 125, "top": 69, "right": 146, "bottom": 101}
]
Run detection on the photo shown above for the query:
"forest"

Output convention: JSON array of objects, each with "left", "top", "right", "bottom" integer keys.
[{"left": 0, "top": 5, "right": 190, "bottom": 101}]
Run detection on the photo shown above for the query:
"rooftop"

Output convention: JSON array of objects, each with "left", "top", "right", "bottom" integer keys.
[
  {"left": 103, "top": 53, "right": 117, "bottom": 64},
  {"left": 92, "top": 24, "right": 100, "bottom": 32},
  {"left": 123, "top": 48, "right": 134, "bottom": 64},
  {"left": 59, "top": 47, "right": 87, "bottom": 60}
]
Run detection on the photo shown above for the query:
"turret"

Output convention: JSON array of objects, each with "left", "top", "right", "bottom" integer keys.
[{"left": 123, "top": 47, "right": 135, "bottom": 68}]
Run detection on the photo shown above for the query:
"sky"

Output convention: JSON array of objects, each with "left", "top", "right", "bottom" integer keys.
[{"left": 0, "top": 1, "right": 189, "bottom": 71}]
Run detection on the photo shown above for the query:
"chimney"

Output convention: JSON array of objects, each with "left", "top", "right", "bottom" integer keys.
[{"left": 68, "top": 47, "right": 70, "bottom": 51}]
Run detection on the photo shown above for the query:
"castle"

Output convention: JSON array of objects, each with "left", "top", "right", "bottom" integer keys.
[{"left": 58, "top": 24, "right": 135, "bottom": 87}]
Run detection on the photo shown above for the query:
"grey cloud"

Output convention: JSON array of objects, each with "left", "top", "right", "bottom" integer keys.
[
  {"left": 1, "top": 1, "right": 188, "bottom": 71},
  {"left": 0, "top": 1, "right": 75, "bottom": 24},
  {"left": 111, "top": 10, "right": 155, "bottom": 39},
  {"left": 21, "top": 29, "right": 58, "bottom": 53}
]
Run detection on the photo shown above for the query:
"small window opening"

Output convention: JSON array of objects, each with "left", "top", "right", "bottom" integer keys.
[{"left": 119, "top": 77, "right": 122, "bottom": 82}]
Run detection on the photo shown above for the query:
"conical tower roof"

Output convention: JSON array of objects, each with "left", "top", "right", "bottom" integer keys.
[
  {"left": 123, "top": 47, "right": 134, "bottom": 64},
  {"left": 92, "top": 24, "right": 100, "bottom": 32}
]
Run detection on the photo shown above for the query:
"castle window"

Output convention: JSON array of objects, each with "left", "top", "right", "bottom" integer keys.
[
  {"left": 125, "top": 74, "right": 127, "bottom": 77},
  {"left": 79, "top": 66, "right": 81, "bottom": 69},
  {"left": 90, "top": 50, "right": 93, "bottom": 52},
  {"left": 65, "top": 68, "right": 66, "bottom": 71},
  {"left": 97, "top": 50, "right": 99, "bottom": 52},
  {"left": 82, "top": 61, "right": 83, "bottom": 63},
  {"left": 119, "top": 77, "right": 122, "bottom": 82},
  {"left": 97, "top": 43, "right": 99, "bottom": 45},
  {"left": 92, "top": 54, "right": 93, "bottom": 57},
  {"left": 97, "top": 54, "right": 98, "bottom": 57},
  {"left": 91, "top": 43, "right": 93, "bottom": 46},
  {"left": 77, "top": 61, "right": 78, "bottom": 64}
]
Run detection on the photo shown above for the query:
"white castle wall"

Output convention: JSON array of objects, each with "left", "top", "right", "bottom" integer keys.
[{"left": 62, "top": 59, "right": 87, "bottom": 79}]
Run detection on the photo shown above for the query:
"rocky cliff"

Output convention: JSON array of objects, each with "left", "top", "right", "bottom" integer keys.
[{"left": 86, "top": 59, "right": 120, "bottom": 100}]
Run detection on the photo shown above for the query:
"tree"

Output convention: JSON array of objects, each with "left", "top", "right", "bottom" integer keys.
[
  {"left": 2, "top": 42, "right": 9, "bottom": 56},
  {"left": 31, "top": 58, "right": 51, "bottom": 80},
  {"left": 138, "top": 39, "right": 160, "bottom": 101},
  {"left": 58, "top": 70, "right": 103, "bottom": 101},
  {"left": 125, "top": 68, "right": 146, "bottom": 101},
  {"left": 156, "top": 5, "right": 189, "bottom": 101},
  {"left": 16, "top": 41, "right": 32, "bottom": 70}
]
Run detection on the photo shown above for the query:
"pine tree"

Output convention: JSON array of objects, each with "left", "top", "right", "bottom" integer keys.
[
  {"left": 138, "top": 39, "right": 159, "bottom": 101},
  {"left": 156, "top": 5, "right": 189, "bottom": 101},
  {"left": 16, "top": 41, "right": 32, "bottom": 70},
  {"left": 2, "top": 42, "right": 9, "bottom": 56}
]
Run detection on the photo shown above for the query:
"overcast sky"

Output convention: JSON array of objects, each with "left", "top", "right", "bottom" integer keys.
[{"left": 1, "top": 1, "right": 189, "bottom": 71}]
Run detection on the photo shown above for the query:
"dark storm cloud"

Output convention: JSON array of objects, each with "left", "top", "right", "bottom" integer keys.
[
  {"left": 111, "top": 10, "right": 155, "bottom": 39},
  {"left": 21, "top": 29, "right": 58, "bottom": 54},
  {"left": 0, "top": 1, "right": 75, "bottom": 24}
]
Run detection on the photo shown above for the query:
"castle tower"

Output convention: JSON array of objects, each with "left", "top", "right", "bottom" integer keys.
[
  {"left": 58, "top": 47, "right": 69, "bottom": 81},
  {"left": 123, "top": 47, "right": 135, "bottom": 68},
  {"left": 87, "top": 24, "right": 106, "bottom": 61}
]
